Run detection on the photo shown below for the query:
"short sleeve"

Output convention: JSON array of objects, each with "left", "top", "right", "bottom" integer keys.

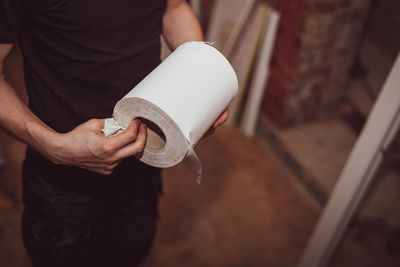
[{"left": 0, "top": 0, "right": 27, "bottom": 43}]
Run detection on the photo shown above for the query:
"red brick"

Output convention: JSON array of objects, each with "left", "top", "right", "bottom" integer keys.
[{"left": 260, "top": 0, "right": 370, "bottom": 127}]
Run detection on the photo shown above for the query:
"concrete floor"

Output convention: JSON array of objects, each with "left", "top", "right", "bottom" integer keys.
[
  {"left": 2, "top": 119, "right": 400, "bottom": 266},
  {"left": 0, "top": 124, "right": 323, "bottom": 266},
  {"left": 144, "top": 127, "right": 321, "bottom": 267}
]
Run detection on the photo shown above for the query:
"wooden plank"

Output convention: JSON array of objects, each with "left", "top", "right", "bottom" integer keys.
[
  {"left": 240, "top": 10, "right": 280, "bottom": 136},
  {"left": 206, "top": 0, "right": 255, "bottom": 52},
  {"left": 226, "top": 4, "right": 270, "bottom": 125},
  {"left": 222, "top": 0, "right": 257, "bottom": 57}
]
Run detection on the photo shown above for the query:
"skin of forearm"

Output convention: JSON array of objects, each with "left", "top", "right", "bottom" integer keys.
[
  {"left": 0, "top": 45, "right": 146, "bottom": 175},
  {"left": 162, "top": 1, "right": 204, "bottom": 50},
  {"left": 162, "top": 1, "right": 229, "bottom": 135},
  {"left": 0, "top": 76, "right": 147, "bottom": 174},
  {"left": 0, "top": 77, "right": 59, "bottom": 157}
]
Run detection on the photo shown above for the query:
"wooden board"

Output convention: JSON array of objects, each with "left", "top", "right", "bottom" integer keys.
[
  {"left": 226, "top": 4, "right": 270, "bottom": 125},
  {"left": 240, "top": 9, "right": 280, "bottom": 136},
  {"left": 206, "top": 0, "right": 256, "bottom": 53}
]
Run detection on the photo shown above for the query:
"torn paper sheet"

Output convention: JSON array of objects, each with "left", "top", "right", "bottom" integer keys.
[{"left": 102, "top": 118, "right": 125, "bottom": 136}]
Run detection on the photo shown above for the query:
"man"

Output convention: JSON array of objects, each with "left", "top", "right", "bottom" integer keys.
[{"left": 0, "top": 0, "right": 228, "bottom": 266}]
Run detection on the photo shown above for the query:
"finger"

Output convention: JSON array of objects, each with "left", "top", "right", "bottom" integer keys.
[
  {"left": 71, "top": 161, "right": 112, "bottom": 169},
  {"left": 113, "top": 123, "right": 147, "bottom": 159},
  {"left": 94, "top": 119, "right": 106, "bottom": 129},
  {"left": 102, "top": 119, "right": 141, "bottom": 152},
  {"left": 77, "top": 119, "right": 105, "bottom": 132},
  {"left": 80, "top": 161, "right": 120, "bottom": 175},
  {"left": 92, "top": 168, "right": 114, "bottom": 176},
  {"left": 104, "top": 159, "right": 122, "bottom": 166},
  {"left": 213, "top": 109, "right": 229, "bottom": 128}
]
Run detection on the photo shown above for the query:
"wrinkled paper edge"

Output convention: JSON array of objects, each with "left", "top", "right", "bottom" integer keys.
[
  {"left": 103, "top": 117, "right": 203, "bottom": 183},
  {"left": 183, "top": 143, "right": 202, "bottom": 184},
  {"left": 102, "top": 118, "right": 125, "bottom": 136}
]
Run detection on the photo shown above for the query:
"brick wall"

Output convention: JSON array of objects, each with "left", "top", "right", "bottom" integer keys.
[
  {"left": 263, "top": 0, "right": 372, "bottom": 126},
  {"left": 202, "top": 0, "right": 371, "bottom": 127}
]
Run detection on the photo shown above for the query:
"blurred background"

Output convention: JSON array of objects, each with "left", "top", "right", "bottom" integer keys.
[{"left": 1, "top": 0, "right": 399, "bottom": 266}]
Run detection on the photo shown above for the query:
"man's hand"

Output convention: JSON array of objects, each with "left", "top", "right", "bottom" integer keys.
[
  {"left": 204, "top": 108, "right": 229, "bottom": 138},
  {"left": 212, "top": 108, "right": 229, "bottom": 129},
  {"left": 46, "top": 119, "right": 147, "bottom": 175}
]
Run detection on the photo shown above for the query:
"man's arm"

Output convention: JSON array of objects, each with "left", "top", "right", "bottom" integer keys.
[
  {"left": 162, "top": 0, "right": 203, "bottom": 50},
  {"left": 0, "top": 44, "right": 58, "bottom": 150},
  {"left": 162, "top": 0, "right": 228, "bottom": 130},
  {"left": 0, "top": 44, "right": 146, "bottom": 175}
]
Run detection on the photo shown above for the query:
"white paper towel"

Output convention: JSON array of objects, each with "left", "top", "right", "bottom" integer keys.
[{"left": 104, "top": 41, "right": 238, "bottom": 182}]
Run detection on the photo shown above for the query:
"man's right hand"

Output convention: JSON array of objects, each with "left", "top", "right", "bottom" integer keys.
[
  {"left": 45, "top": 119, "right": 147, "bottom": 175},
  {"left": 1, "top": 44, "right": 146, "bottom": 175}
]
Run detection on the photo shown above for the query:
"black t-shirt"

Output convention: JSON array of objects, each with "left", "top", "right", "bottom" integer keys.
[
  {"left": 0, "top": 0, "right": 166, "bottom": 191},
  {"left": 1, "top": 0, "right": 165, "bottom": 133}
]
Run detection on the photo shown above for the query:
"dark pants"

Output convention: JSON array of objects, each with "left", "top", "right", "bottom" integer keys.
[{"left": 21, "top": 149, "right": 162, "bottom": 267}]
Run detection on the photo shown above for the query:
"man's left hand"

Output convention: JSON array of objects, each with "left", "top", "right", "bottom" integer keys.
[{"left": 204, "top": 108, "right": 229, "bottom": 138}]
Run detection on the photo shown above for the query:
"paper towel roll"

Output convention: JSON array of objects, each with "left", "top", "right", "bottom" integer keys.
[{"left": 104, "top": 41, "right": 238, "bottom": 181}]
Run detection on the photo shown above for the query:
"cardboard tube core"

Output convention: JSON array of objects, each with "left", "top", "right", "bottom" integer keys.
[{"left": 142, "top": 118, "right": 166, "bottom": 150}]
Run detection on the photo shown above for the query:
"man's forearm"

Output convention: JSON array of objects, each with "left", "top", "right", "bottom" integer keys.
[
  {"left": 0, "top": 43, "right": 149, "bottom": 175},
  {"left": 0, "top": 76, "right": 59, "bottom": 156},
  {"left": 162, "top": 0, "right": 204, "bottom": 50}
]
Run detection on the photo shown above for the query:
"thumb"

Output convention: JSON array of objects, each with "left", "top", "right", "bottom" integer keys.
[{"left": 81, "top": 118, "right": 106, "bottom": 131}]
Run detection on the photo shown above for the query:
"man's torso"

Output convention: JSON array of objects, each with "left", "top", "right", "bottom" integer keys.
[{"left": 20, "top": 0, "right": 166, "bottom": 133}]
